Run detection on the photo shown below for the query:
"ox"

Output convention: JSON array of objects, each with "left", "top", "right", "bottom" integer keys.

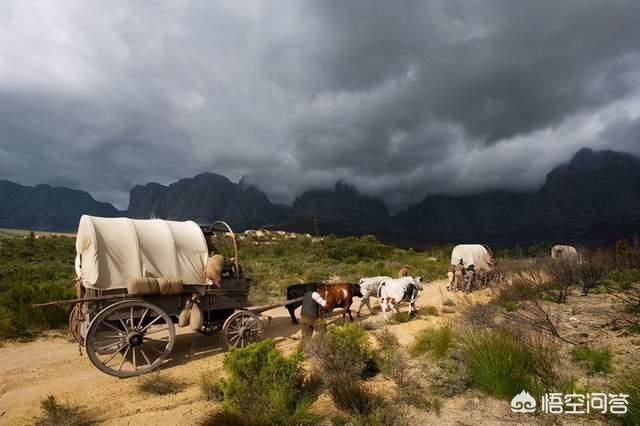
[
  {"left": 378, "top": 276, "right": 423, "bottom": 321},
  {"left": 355, "top": 276, "right": 391, "bottom": 316},
  {"left": 316, "top": 283, "right": 361, "bottom": 324},
  {"left": 286, "top": 282, "right": 361, "bottom": 324}
]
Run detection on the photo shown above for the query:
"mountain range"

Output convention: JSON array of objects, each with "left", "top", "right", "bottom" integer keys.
[{"left": 2, "top": 148, "right": 639, "bottom": 247}]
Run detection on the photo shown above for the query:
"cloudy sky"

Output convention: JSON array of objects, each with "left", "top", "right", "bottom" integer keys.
[{"left": 1, "top": 1, "right": 639, "bottom": 211}]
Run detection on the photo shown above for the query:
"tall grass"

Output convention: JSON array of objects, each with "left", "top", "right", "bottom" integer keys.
[
  {"left": 459, "top": 330, "right": 559, "bottom": 399},
  {"left": 614, "top": 368, "right": 640, "bottom": 426}
]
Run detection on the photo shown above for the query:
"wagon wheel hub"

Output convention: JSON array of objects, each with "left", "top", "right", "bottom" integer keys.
[{"left": 127, "top": 332, "right": 144, "bottom": 347}]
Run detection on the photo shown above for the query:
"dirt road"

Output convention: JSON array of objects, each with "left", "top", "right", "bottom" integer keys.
[{"left": 0, "top": 280, "right": 519, "bottom": 425}]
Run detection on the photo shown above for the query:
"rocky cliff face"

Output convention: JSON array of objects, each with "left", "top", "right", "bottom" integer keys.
[
  {"left": 287, "top": 181, "right": 392, "bottom": 235},
  {"left": 127, "top": 172, "right": 287, "bottom": 228},
  {"left": 0, "top": 180, "right": 119, "bottom": 231},
  {"left": 395, "top": 148, "right": 640, "bottom": 244}
]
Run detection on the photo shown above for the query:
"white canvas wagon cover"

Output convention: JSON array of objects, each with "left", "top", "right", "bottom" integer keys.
[
  {"left": 450, "top": 244, "right": 494, "bottom": 271},
  {"left": 75, "top": 215, "right": 208, "bottom": 290}
]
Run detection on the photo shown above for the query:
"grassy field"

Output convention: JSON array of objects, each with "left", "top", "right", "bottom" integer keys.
[{"left": 0, "top": 230, "right": 450, "bottom": 339}]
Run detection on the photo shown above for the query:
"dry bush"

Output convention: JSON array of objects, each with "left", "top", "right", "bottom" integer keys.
[
  {"left": 200, "top": 370, "right": 224, "bottom": 402},
  {"left": 308, "top": 324, "right": 380, "bottom": 416},
  {"left": 429, "top": 356, "right": 470, "bottom": 397},
  {"left": 33, "top": 395, "right": 90, "bottom": 426},
  {"left": 137, "top": 371, "right": 185, "bottom": 396},
  {"left": 374, "top": 329, "right": 431, "bottom": 411},
  {"left": 575, "top": 250, "right": 613, "bottom": 296},
  {"left": 461, "top": 301, "right": 499, "bottom": 329}
]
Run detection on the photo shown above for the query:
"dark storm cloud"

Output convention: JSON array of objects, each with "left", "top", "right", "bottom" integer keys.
[{"left": 1, "top": 1, "right": 639, "bottom": 211}]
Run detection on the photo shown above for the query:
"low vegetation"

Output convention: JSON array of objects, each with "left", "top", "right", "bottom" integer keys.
[
  {"left": 33, "top": 395, "right": 89, "bottom": 426},
  {"left": 207, "top": 339, "right": 318, "bottom": 426},
  {"left": 410, "top": 324, "right": 454, "bottom": 359},
  {"left": 571, "top": 345, "right": 613, "bottom": 374},
  {"left": 0, "top": 234, "right": 76, "bottom": 339},
  {"left": 200, "top": 370, "right": 225, "bottom": 402},
  {"left": 459, "top": 330, "right": 560, "bottom": 399},
  {"left": 614, "top": 368, "right": 640, "bottom": 426},
  {"left": 136, "top": 371, "right": 185, "bottom": 395}
]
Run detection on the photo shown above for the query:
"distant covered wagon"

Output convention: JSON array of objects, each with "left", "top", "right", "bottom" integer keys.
[
  {"left": 447, "top": 244, "right": 494, "bottom": 291},
  {"left": 551, "top": 245, "right": 579, "bottom": 260}
]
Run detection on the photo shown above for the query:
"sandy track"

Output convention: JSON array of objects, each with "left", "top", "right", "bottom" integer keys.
[{"left": 0, "top": 280, "right": 521, "bottom": 425}]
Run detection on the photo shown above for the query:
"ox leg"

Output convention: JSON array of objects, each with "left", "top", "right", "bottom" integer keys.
[
  {"left": 381, "top": 299, "right": 389, "bottom": 322},
  {"left": 346, "top": 299, "right": 354, "bottom": 322},
  {"left": 356, "top": 296, "right": 366, "bottom": 317},
  {"left": 366, "top": 296, "right": 374, "bottom": 314},
  {"left": 287, "top": 305, "right": 299, "bottom": 325}
]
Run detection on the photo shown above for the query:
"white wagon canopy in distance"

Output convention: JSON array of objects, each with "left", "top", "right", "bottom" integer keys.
[
  {"left": 75, "top": 215, "right": 208, "bottom": 377},
  {"left": 551, "top": 245, "right": 579, "bottom": 260},
  {"left": 449, "top": 244, "right": 494, "bottom": 270},
  {"left": 75, "top": 215, "right": 208, "bottom": 290}
]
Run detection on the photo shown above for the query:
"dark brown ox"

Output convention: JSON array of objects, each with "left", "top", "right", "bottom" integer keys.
[{"left": 316, "top": 283, "right": 361, "bottom": 324}]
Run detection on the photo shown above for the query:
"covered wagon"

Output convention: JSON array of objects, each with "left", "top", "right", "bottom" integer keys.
[
  {"left": 41, "top": 215, "right": 292, "bottom": 378},
  {"left": 447, "top": 244, "right": 495, "bottom": 291},
  {"left": 551, "top": 244, "right": 579, "bottom": 260}
]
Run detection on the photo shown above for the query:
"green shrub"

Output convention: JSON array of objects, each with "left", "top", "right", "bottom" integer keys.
[
  {"left": 571, "top": 345, "right": 612, "bottom": 374},
  {"left": 460, "top": 330, "right": 559, "bottom": 399},
  {"left": 614, "top": 368, "right": 640, "bottom": 426},
  {"left": 33, "top": 395, "right": 89, "bottom": 426},
  {"left": 311, "top": 323, "right": 376, "bottom": 379},
  {"left": 213, "top": 339, "right": 318, "bottom": 426},
  {"left": 429, "top": 356, "right": 470, "bottom": 397},
  {"left": 410, "top": 325, "right": 454, "bottom": 359},
  {"left": 628, "top": 323, "right": 640, "bottom": 334}
]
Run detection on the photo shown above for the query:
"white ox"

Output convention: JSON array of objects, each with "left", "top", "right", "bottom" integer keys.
[
  {"left": 551, "top": 245, "right": 579, "bottom": 260},
  {"left": 378, "top": 276, "right": 423, "bottom": 321},
  {"left": 447, "top": 244, "right": 494, "bottom": 287},
  {"left": 355, "top": 276, "right": 391, "bottom": 316}
]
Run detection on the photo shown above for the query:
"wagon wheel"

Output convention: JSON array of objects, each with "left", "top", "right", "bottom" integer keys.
[
  {"left": 68, "top": 303, "right": 85, "bottom": 346},
  {"left": 85, "top": 300, "right": 175, "bottom": 378},
  {"left": 223, "top": 311, "right": 260, "bottom": 349}
]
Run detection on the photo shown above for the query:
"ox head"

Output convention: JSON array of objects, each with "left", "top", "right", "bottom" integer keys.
[{"left": 413, "top": 276, "right": 423, "bottom": 290}]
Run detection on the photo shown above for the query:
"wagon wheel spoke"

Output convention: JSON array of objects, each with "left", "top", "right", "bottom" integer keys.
[
  {"left": 116, "top": 311, "right": 129, "bottom": 332},
  {"left": 136, "top": 308, "right": 149, "bottom": 331},
  {"left": 143, "top": 327, "right": 170, "bottom": 337},
  {"left": 132, "top": 347, "right": 137, "bottom": 370},
  {"left": 138, "top": 315, "right": 162, "bottom": 334},
  {"left": 103, "top": 321, "right": 124, "bottom": 334},
  {"left": 95, "top": 339, "right": 126, "bottom": 353},
  {"left": 146, "top": 343, "right": 165, "bottom": 355},
  {"left": 117, "top": 346, "right": 131, "bottom": 371},
  {"left": 140, "top": 348, "right": 152, "bottom": 366},
  {"left": 101, "top": 343, "right": 126, "bottom": 366}
]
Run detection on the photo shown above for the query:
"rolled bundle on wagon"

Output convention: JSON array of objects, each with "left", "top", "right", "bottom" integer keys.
[{"left": 52, "top": 215, "right": 286, "bottom": 378}]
